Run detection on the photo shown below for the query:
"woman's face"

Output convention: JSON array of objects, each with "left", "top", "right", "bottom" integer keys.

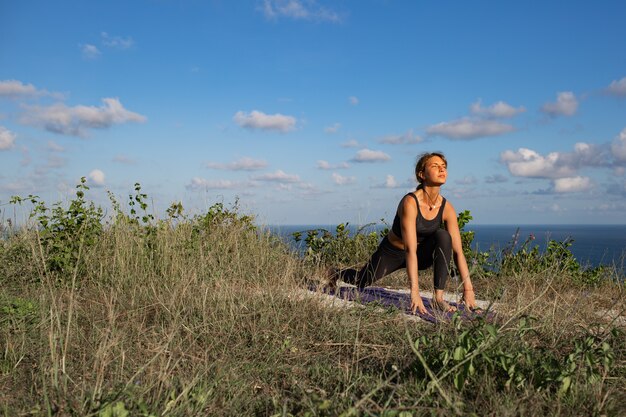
[{"left": 421, "top": 156, "right": 447, "bottom": 185}]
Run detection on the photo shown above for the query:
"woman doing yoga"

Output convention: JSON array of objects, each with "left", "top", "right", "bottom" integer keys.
[{"left": 334, "top": 152, "right": 477, "bottom": 315}]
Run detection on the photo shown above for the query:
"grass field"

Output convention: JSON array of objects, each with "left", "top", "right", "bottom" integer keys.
[{"left": 1, "top": 190, "right": 625, "bottom": 416}]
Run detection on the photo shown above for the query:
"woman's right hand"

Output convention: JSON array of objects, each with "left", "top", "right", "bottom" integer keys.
[{"left": 411, "top": 292, "right": 428, "bottom": 315}]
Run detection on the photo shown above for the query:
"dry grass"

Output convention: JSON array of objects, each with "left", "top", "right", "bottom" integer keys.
[{"left": 1, "top": 217, "right": 625, "bottom": 416}]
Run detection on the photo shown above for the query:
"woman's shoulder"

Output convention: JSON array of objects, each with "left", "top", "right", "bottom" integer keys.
[
  {"left": 442, "top": 197, "right": 457, "bottom": 216},
  {"left": 398, "top": 191, "right": 418, "bottom": 213},
  {"left": 401, "top": 191, "right": 418, "bottom": 205}
]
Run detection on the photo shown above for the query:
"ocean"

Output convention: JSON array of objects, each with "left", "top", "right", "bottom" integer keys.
[{"left": 267, "top": 224, "right": 626, "bottom": 270}]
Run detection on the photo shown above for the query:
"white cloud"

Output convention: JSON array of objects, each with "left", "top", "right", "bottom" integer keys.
[
  {"left": 317, "top": 160, "right": 331, "bottom": 170},
  {"left": 611, "top": 128, "right": 626, "bottom": 162},
  {"left": 324, "top": 122, "right": 341, "bottom": 134},
  {"left": 19, "top": 98, "right": 146, "bottom": 137},
  {"left": 317, "top": 160, "right": 350, "bottom": 170},
  {"left": 0, "top": 79, "right": 62, "bottom": 99},
  {"left": 298, "top": 182, "right": 326, "bottom": 196},
  {"left": 0, "top": 80, "right": 38, "bottom": 98},
  {"left": 331, "top": 172, "right": 356, "bottom": 185},
  {"left": 556, "top": 142, "right": 609, "bottom": 168},
  {"left": 88, "top": 169, "right": 105, "bottom": 187},
  {"left": 370, "top": 174, "right": 409, "bottom": 189},
  {"left": 101, "top": 32, "right": 134, "bottom": 49},
  {"left": 341, "top": 139, "right": 360, "bottom": 148},
  {"left": 233, "top": 110, "right": 296, "bottom": 133},
  {"left": 541, "top": 91, "right": 578, "bottom": 117},
  {"left": 348, "top": 96, "right": 359, "bottom": 105},
  {"left": 500, "top": 142, "right": 611, "bottom": 181},
  {"left": 253, "top": 169, "right": 300, "bottom": 183},
  {"left": 385, "top": 175, "right": 398, "bottom": 188},
  {"left": 186, "top": 178, "right": 247, "bottom": 190},
  {"left": 261, "top": 0, "right": 341, "bottom": 22},
  {"left": 553, "top": 176, "right": 592, "bottom": 193},
  {"left": 606, "top": 77, "right": 626, "bottom": 97},
  {"left": 81, "top": 44, "right": 101, "bottom": 60},
  {"left": 352, "top": 148, "right": 391, "bottom": 163},
  {"left": 206, "top": 157, "right": 268, "bottom": 171},
  {"left": 426, "top": 118, "right": 515, "bottom": 140},
  {"left": 470, "top": 99, "right": 526, "bottom": 118},
  {"left": 379, "top": 129, "right": 422, "bottom": 145},
  {"left": 0, "top": 126, "right": 16, "bottom": 150},
  {"left": 500, "top": 148, "right": 575, "bottom": 179}
]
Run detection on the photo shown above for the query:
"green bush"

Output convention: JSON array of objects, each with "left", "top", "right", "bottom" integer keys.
[
  {"left": 11, "top": 177, "right": 103, "bottom": 281},
  {"left": 498, "top": 231, "right": 611, "bottom": 286},
  {"left": 292, "top": 222, "right": 387, "bottom": 268},
  {"left": 410, "top": 314, "right": 618, "bottom": 398}
]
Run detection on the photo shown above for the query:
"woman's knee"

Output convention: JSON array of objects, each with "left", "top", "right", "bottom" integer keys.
[{"left": 434, "top": 229, "right": 452, "bottom": 249}]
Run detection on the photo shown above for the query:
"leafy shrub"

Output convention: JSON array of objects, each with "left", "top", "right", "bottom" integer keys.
[
  {"left": 292, "top": 222, "right": 387, "bottom": 267},
  {"left": 191, "top": 199, "right": 255, "bottom": 234},
  {"left": 410, "top": 314, "right": 618, "bottom": 397},
  {"left": 11, "top": 177, "right": 103, "bottom": 280},
  {"left": 498, "top": 230, "right": 610, "bottom": 286}
]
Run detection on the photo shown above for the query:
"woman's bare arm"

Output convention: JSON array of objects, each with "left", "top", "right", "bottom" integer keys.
[
  {"left": 443, "top": 201, "right": 477, "bottom": 308},
  {"left": 400, "top": 195, "right": 428, "bottom": 315}
]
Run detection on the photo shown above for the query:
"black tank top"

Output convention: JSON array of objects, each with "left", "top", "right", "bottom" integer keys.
[{"left": 391, "top": 193, "right": 446, "bottom": 243}]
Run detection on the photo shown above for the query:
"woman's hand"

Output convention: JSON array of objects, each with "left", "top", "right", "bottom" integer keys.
[
  {"left": 411, "top": 291, "right": 428, "bottom": 315},
  {"left": 461, "top": 288, "right": 477, "bottom": 310}
]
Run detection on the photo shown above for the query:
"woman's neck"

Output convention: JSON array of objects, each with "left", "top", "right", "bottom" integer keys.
[
  {"left": 420, "top": 185, "right": 441, "bottom": 211},
  {"left": 421, "top": 185, "right": 441, "bottom": 195}
]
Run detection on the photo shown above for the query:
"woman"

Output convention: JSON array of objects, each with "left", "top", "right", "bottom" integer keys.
[{"left": 334, "top": 152, "right": 477, "bottom": 315}]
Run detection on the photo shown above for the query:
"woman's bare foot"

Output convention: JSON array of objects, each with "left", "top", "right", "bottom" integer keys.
[{"left": 432, "top": 297, "right": 457, "bottom": 313}]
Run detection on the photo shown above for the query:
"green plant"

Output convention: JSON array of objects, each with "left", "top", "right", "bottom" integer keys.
[
  {"left": 409, "top": 313, "right": 618, "bottom": 400},
  {"left": 456, "top": 210, "right": 474, "bottom": 253},
  {"left": 0, "top": 295, "right": 37, "bottom": 327},
  {"left": 193, "top": 199, "right": 254, "bottom": 231},
  {"left": 11, "top": 177, "right": 103, "bottom": 278},
  {"left": 497, "top": 233, "right": 609, "bottom": 286},
  {"left": 292, "top": 221, "right": 388, "bottom": 267}
]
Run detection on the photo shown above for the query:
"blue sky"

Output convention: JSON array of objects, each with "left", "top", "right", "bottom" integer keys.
[{"left": 1, "top": 0, "right": 626, "bottom": 225}]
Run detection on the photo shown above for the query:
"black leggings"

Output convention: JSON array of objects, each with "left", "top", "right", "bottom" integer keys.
[{"left": 339, "top": 229, "right": 453, "bottom": 290}]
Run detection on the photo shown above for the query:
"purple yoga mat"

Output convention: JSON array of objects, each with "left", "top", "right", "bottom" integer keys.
[{"left": 318, "top": 285, "right": 488, "bottom": 323}]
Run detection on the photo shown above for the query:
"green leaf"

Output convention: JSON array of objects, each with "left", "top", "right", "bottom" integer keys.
[
  {"left": 485, "top": 324, "right": 497, "bottom": 338},
  {"left": 453, "top": 371, "right": 465, "bottom": 390},
  {"left": 453, "top": 346, "right": 466, "bottom": 361},
  {"left": 558, "top": 376, "right": 572, "bottom": 395}
]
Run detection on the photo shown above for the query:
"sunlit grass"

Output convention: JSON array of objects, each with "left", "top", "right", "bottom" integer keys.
[{"left": 0, "top": 190, "right": 624, "bottom": 416}]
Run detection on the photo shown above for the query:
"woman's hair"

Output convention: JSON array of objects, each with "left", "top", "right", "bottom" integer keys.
[{"left": 414, "top": 151, "right": 447, "bottom": 187}]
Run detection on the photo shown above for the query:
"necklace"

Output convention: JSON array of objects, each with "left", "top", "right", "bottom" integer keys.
[{"left": 422, "top": 189, "right": 439, "bottom": 211}]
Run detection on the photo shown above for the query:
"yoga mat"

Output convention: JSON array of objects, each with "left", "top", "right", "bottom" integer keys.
[{"left": 317, "top": 285, "right": 489, "bottom": 323}]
